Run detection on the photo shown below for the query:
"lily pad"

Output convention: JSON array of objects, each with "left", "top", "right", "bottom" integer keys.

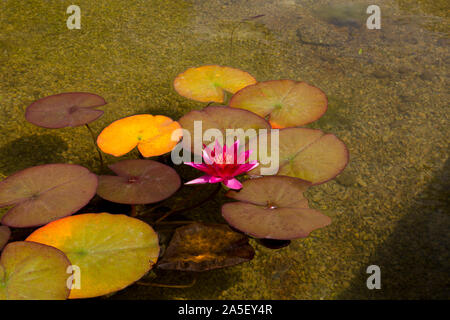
[
  {"left": 97, "top": 114, "right": 182, "bottom": 157},
  {"left": 26, "top": 213, "right": 160, "bottom": 299},
  {"left": 157, "top": 222, "right": 255, "bottom": 271},
  {"left": 174, "top": 65, "right": 257, "bottom": 103},
  {"left": 0, "top": 164, "right": 98, "bottom": 228},
  {"left": 25, "top": 92, "right": 106, "bottom": 129},
  {"left": 250, "top": 127, "right": 349, "bottom": 185},
  {"left": 178, "top": 105, "right": 271, "bottom": 154},
  {"left": 222, "top": 176, "right": 331, "bottom": 240},
  {"left": 0, "top": 226, "right": 10, "bottom": 250},
  {"left": 97, "top": 159, "right": 181, "bottom": 205},
  {"left": 229, "top": 80, "right": 327, "bottom": 128},
  {"left": 0, "top": 241, "right": 71, "bottom": 300}
]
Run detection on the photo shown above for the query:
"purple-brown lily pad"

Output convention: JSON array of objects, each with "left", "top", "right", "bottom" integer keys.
[
  {"left": 249, "top": 127, "right": 349, "bottom": 185},
  {"left": 25, "top": 92, "right": 106, "bottom": 128},
  {"left": 157, "top": 222, "right": 255, "bottom": 271},
  {"left": 0, "top": 226, "right": 10, "bottom": 250},
  {"left": 178, "top": 105, "right": 271, "bottom": 154},
  {"left": 0, "top": 241, "right": 71, "bottom": 300},
  {"left": 229, "top": 80, "right": 327, "bottom": 128},
  {"left": 222, "top": 176, "right": 331, "bottom": 240},
  {"left": 0, "top": 164, "right": 98, "bottom": 228},
  {"left": 97, "top": 160, "right": 181, "bottom": 205}
]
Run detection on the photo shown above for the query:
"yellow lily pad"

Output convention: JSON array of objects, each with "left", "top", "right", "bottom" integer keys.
[
  {"left": 26, "top": 213, "right": 160, "bottom": 299},
  {"left": 0, "top": 241, "right": 71, "bottom": 300},
  {"left": 97, "top": 114, "right": 182, "bottom": 157},
  {"left": 174, "top": 65, "right": 257, "bottom": 103},
  {"left": 250, "top": 128, "right": 349, "bottom": 185},
  {"left": 229, "top": 80, "right": 328, "bottom": 128}
]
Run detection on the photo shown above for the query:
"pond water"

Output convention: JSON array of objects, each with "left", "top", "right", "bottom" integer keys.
[{"left": 0, "top": 0, "right": 448, "bottom": 299}]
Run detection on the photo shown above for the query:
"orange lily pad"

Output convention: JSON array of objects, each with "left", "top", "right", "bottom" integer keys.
[
  {"left": 222, "top": 176, "right": 331, "bottom": 240},
  {"left": 0, "top": 164, "right": 98, "bottom": 228},
  {"left": 25, "top": 92, "right": 106, "bottom": 128},
  {"left": 178, "top": 106, "right": 270, "bottom": 154},
  {"left": 0, "top": 241, "right": 71, "bottom": 300},
  {"left": 97, "top": 114, "right": 182, "bottom": 157},
  {"left": 174, "top": 65, "right": 257, "bottom": 103},
  {"left": 26, "top": 213, "right": 160, "bottom": 299},
  {"left": 157, "top": 222, "right": 254, "bottom": 271},
  {"left": 0, "top": 226, "right": 10, "bottom": 250},
  {"left": 97, "top": 159, "right": 181, "bottom": 204},
  {"left": 250, "top": 127, "right": 349, "bottom": 185},
  {"left": 229, "top": 80, "right": 327, "bottom": 128}
]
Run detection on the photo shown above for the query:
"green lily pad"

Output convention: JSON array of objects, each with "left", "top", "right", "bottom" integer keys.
[
  {"left": 25, "top": 92, "right": 106, "bottom": 129},
  {"left": 0, "top": 226, "right": 10, "bottom": 250},
  {"left": 0, "top": 164, "right": 98, "bottom": 228},
  {"left": 0, "top": 241, "right": 71, "bottom": 300},
  {"left": 178, "top": 105, "right": 271, "bottom": 153},
  {"left": 229, "top": 80, "right": 328, "bottom": 128},
  {"left": 250, "top": 127, "right": 349, "bottom": 185},
  {"left": 174, "top": 65, "right": 257, "bottom": 103},
  {"left": 157, "top": 222, "right": 254, "bottom": 271},
  {"left": 27, "top": 213, "right": 160, "bottom": 299},
  {"left": 97, "top": 160, "right": 181, "bottom": 205},
  {"left": 222, "top": 176, "right": 331, "bottom": 240}
]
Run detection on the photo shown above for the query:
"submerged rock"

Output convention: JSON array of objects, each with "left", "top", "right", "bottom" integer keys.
[{"left": 313, "top": 3, "right": 367, "bottom": 29}]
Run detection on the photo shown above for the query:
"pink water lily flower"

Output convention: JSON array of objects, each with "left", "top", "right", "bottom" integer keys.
[{"left": 184, "top": 140, "right": 258, "bottom": 190}]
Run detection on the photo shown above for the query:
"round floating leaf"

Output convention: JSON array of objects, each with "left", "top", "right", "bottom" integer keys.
[
  {"left": 25, "top": 92, "right": 106, "bottom": 129},
  {"left": 174, "top": 65, "right": 257, "bottom": 103},
  {"left": 97, "top": 114, "right": 182, "bottom": 157},
  {"left": 222, "top": 176, "right": 331, "bottom": 240},
  {"left": 0, "top": 164, "right": 98, "bottom": 228},
  {"left": 97, "top": 159, "right": 181, "bottom": 205},
  {"left": 250, "top": 127, "right": 349, "bottom": 185},
  {"left": 229, "top": 80, "right": 327, "bottom": 128},
  {"left": 157, "top": 222, "right": 254, "bottom": 271},
  {"left": 0, "top": 241, "right": 71, "bottom": 300},
  {"left": 26, "top": 213, "right": 160, "bottom": 299},
  {"left": 178, "top": 105, "right": 271, "bottom": 153},
  {"left": 0, "top": 226, "right": 10, "bottom": 250}
]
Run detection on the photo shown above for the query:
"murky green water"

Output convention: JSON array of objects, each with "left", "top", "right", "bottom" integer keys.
[{"left": 0, "top": 0, "right": 448, "bottom": 299}]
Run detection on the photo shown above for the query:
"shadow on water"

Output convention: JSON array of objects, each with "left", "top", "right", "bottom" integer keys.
[
  {"left": 338, "top": 158, "right": 450, "bottom": 299},
  {"left": 0, "top": 134, "right": 68, "bottom": 176}
]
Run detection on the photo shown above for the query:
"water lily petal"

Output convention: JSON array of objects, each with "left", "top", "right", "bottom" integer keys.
[
  {"left": 233, "top": 162, "right": 259, "bottom": 176},
  {"left": 223, "top": 178, "right": 243, "bottom": 190},
  {"left": 237, "top": 149, "right": 252, "bottom": 164},
  {"left": 185, "top": 175, "right": 213, "bottom": 185},
  {"left": 209, "top": 176, "right": 224, "bottom": 183}
]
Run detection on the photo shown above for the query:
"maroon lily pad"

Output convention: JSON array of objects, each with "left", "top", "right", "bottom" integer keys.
[
  {"left": 25, "top": 92, "right": 106, "bottom": 128},
  {"left": 178, "top": 105, "right": 271, "bottom": 154},
  {"left": 0, "top": 164, "right": 98, "bottom": 228},
  {"left": 0, "top": 226, "right": 10, "bottom": 250},
  {"left": 97, "top": 159, "right": 181, "bottom": 205},
  {"left": 222, "top": 176, "right": 331, "bottom": 240},
  {"left": 157, "top": 222, "right": 255, "bottom": 271}
]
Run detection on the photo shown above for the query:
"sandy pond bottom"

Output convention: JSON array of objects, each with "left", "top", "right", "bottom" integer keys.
[{"left": 0, "top": 0, "right": 448, "bottom": 299}]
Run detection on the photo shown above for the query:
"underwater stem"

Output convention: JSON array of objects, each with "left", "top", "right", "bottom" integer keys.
[
  {"left": 130, "top": 205, "right": 137, "bottom": 217},
  {"left": 85, "top": 124, "right": 105, "bottom": 170}
]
